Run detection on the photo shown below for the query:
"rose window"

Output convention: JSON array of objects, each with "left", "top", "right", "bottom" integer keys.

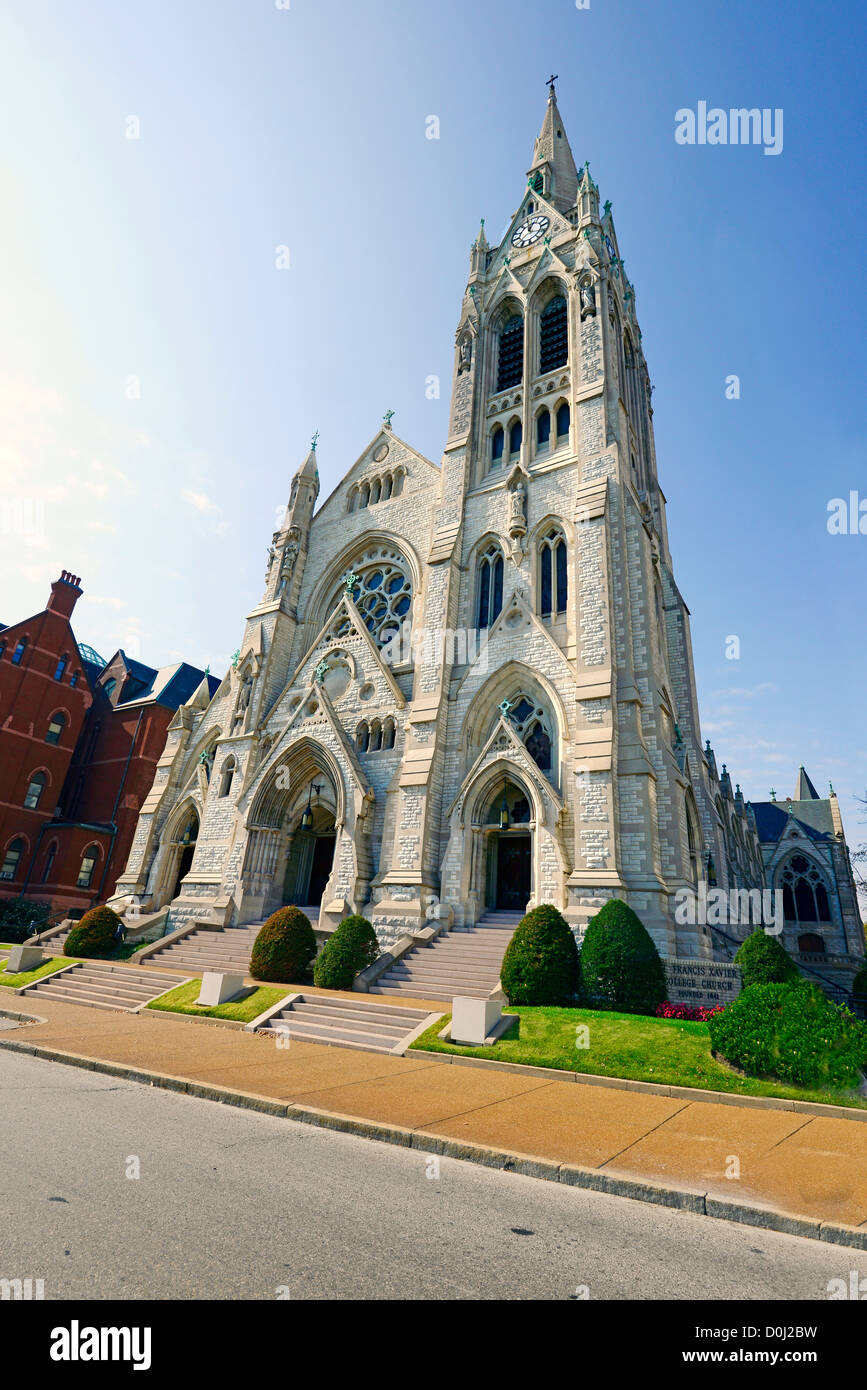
[{"left": 332, "top": 550, "right": 413, "bottom": 648}]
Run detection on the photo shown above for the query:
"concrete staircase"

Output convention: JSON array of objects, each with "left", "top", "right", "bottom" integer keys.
[
  {"left": 23, "top": 961, "right": 184, "bottom": 1012},
  {"left": 142, "top": 909, "right": 319, "bottom": 978},
  {"left": 369, "top": 911, "right": 521, "bottom": 1002},
  {"left": 255, "top": 993, "right": 432, "bottom": 1054}
]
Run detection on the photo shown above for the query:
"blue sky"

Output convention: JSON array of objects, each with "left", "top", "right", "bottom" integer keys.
[{"left": 1, "top": 0, "right": 865, "bottom": 847}]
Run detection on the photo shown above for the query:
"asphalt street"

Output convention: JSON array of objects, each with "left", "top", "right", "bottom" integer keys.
[{"left": 2, "top": 1050, "right": 865, "bottom": 1300}]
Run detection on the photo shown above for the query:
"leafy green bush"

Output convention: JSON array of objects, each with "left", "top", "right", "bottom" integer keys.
[
  {"left": 578, "top": 898, "right": 667, "bottom": 1015},
  {"left": 0, "top": 898, "right": 50, "bottom": 944},
  {"left": 708, "top": 980, "right": 867, "bottom": 1090},
  {"left": 500, "top": 904, "right": 579, "bottom": 1006},
  {"left": 250, "top": 906, "right": 316, "bottom": 983},
  {"left": 64, "top": 905, "right": 122, "bottom": 958},
  {"left": 313, "top": 915, "right": 379, "bottom": 990},
  {"left": 734, "top": 930, "right": 799, "bottom": 989}
]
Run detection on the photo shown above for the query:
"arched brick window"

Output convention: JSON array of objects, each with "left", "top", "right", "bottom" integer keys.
[{"left": 0, "top": 838, "right": 25, "bottom": 881}]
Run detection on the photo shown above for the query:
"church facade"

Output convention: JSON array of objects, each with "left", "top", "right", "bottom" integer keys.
[{"left": 110, "top": 88, "right": 864, "bottom": 980}]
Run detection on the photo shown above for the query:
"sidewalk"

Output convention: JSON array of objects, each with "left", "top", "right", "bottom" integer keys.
[{"left": 3, "top": 994, "right": 867, "bottom": 1246}]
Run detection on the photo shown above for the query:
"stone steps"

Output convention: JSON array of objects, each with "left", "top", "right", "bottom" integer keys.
[
  {"left": 255, "top": 993, "right": 430, "bottom": 1054},
  {"left": 370, "top": 915, "right": 517, "bottom": 1003},
  {"left": 24, "top": 961, "right": 183, "bottom": 1013},
  {"left": 144, "top": 910, "right": 320, "bottom": 979}
]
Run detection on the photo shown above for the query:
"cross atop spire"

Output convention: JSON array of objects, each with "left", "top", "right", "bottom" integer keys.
[{"left": 546, "top": 73, "right": 558, "bottom": 93}]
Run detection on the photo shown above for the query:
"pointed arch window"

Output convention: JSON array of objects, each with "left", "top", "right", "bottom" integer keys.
[
  {"left": 24, "top": 771, "right": 47, "bottom": 810},
  {"left": 539, "top": 295, "right": 568, "bottom": 373},
  {"left": 477, "top": 544, "right": 504, "bottom": 629},
  {"left": 356, "top": 722, "right": 370, "bottom": 753},
  {"left": 497, "top": 314, "right": 524, "bottom": 392},
  {"left": 539, "top": 528, "right": 567, "bottom": 618},
  {"left": 509, "top": 420, "right": 522, "bottom": 459},
  {"left": 555, "top": 402, "right": 570, "bottom": 442},
  {"left": 504, "top": 694, "right": 555, "bottom": 775},
  {"left": 491, "top": 426, "right": 505, "bottom": 468},
  {"left": 1, "top": 837, "right": 25, "bottom": 881},
  {"left": 219, "top": 757, "right": 236, "bottom": 798},
  {"left": 54, "top": 654, "right": 69, "bottom": 681},
  {"left": 536, "top": 409, "right": 551, "bottom": 454},
  {"left": 780, "top": 855, "right": 832, "bottom": 925},
  {"left": 12, "top": 639, "right": 27, "bottom": 665}
]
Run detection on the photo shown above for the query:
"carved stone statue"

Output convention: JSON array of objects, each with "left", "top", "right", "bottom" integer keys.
[
  {"left": 265, "top": 543, "right": 276, "bottom": 579},
  {"left": 509, "top": 478, "right": 527, "bottom": 536},
  {"left": 458, "top": 335, "right": 473, "bottom": 374},
  {"left": 279, "top": 541, "right": 299, "bottom": 591},
  {"left": 580, "top": 278, "right": 597, "bottom": 320}
]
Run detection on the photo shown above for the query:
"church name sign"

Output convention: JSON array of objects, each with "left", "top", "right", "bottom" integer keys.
[{"left": 662, "top": 958, "right": 742, "bottom": 1009}]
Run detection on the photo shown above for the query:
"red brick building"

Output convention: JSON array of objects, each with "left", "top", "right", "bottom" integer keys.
[{"left": 0, "top": 571, "right": 215, "bottom": 920}]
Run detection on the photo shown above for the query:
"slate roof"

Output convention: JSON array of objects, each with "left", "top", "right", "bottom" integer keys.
[{"left": 751, "top": 800, "right": 834, "bottom": 844}]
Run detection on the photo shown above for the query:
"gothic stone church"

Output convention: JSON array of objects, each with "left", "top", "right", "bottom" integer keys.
[{"left": 111, "top": 87, "right": 863, "bottom": 981}]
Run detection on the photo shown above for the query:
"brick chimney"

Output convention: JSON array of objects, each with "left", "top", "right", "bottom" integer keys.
[{"left": 46, "top": 570, "right": 83, "bottom": 618}]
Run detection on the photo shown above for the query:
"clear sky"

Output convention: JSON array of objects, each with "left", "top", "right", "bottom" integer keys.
[{"left": 1, "top": 0, "right": 865, "bottom": 849}]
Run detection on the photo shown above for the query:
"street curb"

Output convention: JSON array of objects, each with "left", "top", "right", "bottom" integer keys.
[{"left": 2, "top": 1032, "right": 866, "bottom": 1250}]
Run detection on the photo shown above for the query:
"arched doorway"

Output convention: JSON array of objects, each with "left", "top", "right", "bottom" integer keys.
[
  {"left": 282, "top": 800, "right": 336, "bottom": 909},
  {"left": 484, "top": 781, "right": 532, "bottom": 912},
  {"left": 171, "top": 812, "right": 199, "bottom": 899}
]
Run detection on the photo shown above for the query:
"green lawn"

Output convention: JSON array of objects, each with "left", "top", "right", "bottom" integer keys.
[
  {"left": 410, "top": 1006, "right": 867, "bottom": 1111},
  {"left": 146, "top": 978, "right": 289, "bottom": 1023},
  {"left": 0, "top": 957, "right": 74, "bottom": 990}
]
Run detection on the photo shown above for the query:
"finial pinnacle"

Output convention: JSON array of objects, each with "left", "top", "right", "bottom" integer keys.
[{"left": 310, "top": 428, "right": 320, "bottom": 452}]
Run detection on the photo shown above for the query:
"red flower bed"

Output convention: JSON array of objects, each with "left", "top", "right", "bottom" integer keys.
[{"left": 655, "top": 1001, "right": 725, "bottom": 1023}]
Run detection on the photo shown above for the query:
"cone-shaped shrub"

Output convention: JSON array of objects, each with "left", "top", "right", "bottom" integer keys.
[
  {"left": 64, "top": 905, "right": 122, "bottom": 958},
  {"left": 500, "top": 904, "right": 579, "bottom": 1005},
  {"left": 734, "top": 930, "right": 799, "bottom": 990},
  {"left": 313, "top": 915, "right": 379, "bottom": 990},
  {"left": 250, "top": 906, "right": 316, "bottom": 983},
  {"left": 578, "top": 898, "right": 667, "bottom": 1015},
  {"left": 708, "top": 980, "right": 867, "bottom": 1089}
]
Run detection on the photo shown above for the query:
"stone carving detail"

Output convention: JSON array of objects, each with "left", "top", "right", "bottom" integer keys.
[
  {"left": 508, "top": 476, "right": 527, "bottom": 539},
  {"left": 579, "top": 274, "right": 597, "bottom": 320}
]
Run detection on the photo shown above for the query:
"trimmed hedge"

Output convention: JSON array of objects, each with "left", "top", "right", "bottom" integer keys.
[
  {"left": 708, "top": 980, "right": 867, "bottom": 1090},
  {"left": 734, "top": 930, "right": 799, "bottom": 989},
  {"left": 500, "top": 904, "right": 579, "bottom": 1006},
  {"left": 578, "top": 899, "right": 667, "bottom": 1015},
  {"left": 313, "top": 915, "right": 379, "bottom": 991},
  {"left": 250, "top": 906, "right": 317, "bottom": 983},
  {"left": 0, "top": 898, "right": 50, "bottom": 944},
  {"left": 64, "top": 905, "right": 122, "bottom": 958}
]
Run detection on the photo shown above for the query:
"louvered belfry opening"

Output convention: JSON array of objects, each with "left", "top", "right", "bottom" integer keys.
[
  {"left": 497, "top": 314, "right": 524, "bottom": 391},
  {"left": 539, "top": 295, "right": 568, "bottom": 373}
]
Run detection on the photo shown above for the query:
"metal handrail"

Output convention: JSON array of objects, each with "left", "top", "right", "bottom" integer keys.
[{"left": 708, "top": 923, "right": 854, "bottom": 1004}]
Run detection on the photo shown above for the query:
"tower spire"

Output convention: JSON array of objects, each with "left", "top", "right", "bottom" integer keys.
[{"left": 528, "top": 80, "right": 579, "bottom": 211}]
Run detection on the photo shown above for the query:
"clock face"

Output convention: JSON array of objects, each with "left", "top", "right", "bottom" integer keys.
[{"left": 511, "top": 214, "right": 550, "bottom": 248}]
